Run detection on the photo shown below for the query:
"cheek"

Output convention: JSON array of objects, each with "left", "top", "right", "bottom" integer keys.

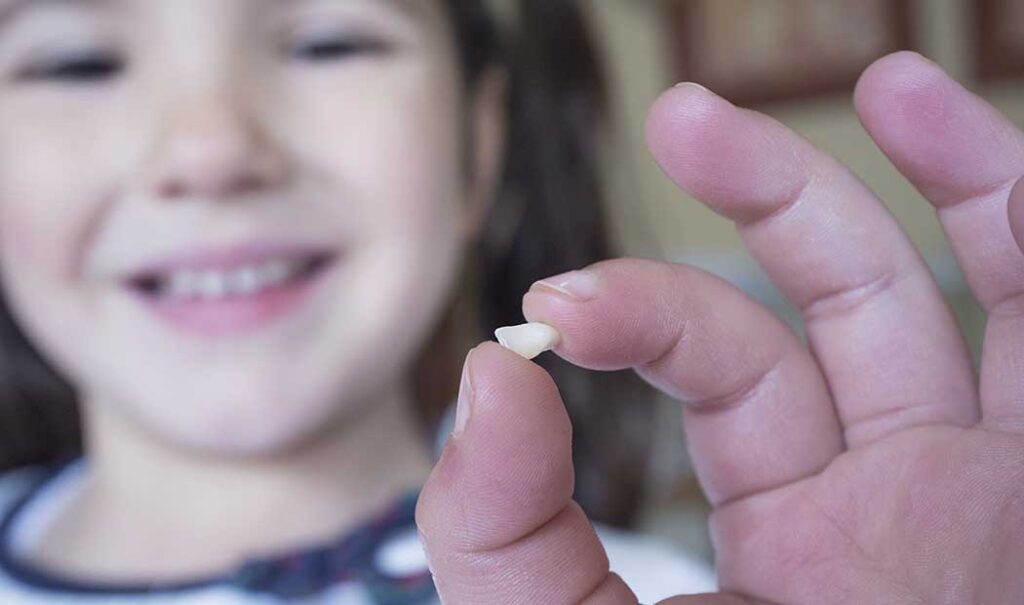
[
  {"left": 282, "top": 61, "right": 471, "bottom": 302},
  {"left": 0, "top": 196, "right": 87, "bottom": 293},
  {"left": 0, "top": 151, "right": 67, "bottom": 277},
  {"left": 0, "top": 208, "right": 46, "bottom": 274},
  {"left": 0, "top": 146, "right": 81, "bottom": 332},
  {"left": 358, "top": 81, "right": 469, "bottom": 310},
  {"left": 0, "top": 100, "right": 125, "bottom": 281},
  {"left": 281, "top": 58, "right": 470, "bottom": 233},
  {"left": 0, "top": 96, "right": 134, "bottom": 377},
  {"left": 0, "top": 157, "right": 92, "bottom": 386},
  {"left": 269, "top": 63, "right": 471, "bottom": 399}
]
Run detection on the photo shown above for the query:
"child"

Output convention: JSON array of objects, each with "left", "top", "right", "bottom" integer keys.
[{"left": 0, "top": 0, "right": 712, "bottom": 603}]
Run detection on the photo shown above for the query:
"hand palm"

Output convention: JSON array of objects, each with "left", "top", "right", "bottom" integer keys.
[{"left": 711, "top": 427, "right": 1023, "bottom": 603}]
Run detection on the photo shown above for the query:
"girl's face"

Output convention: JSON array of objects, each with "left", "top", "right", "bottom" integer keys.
[{"left": 0, "top": 0, "right": 493, "bottom": 453}]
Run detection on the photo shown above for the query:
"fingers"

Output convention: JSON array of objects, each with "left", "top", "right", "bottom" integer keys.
[
  {"left": 523, "top": 259, "right": 843, "bottom": 507},
  {"left": 984, "top": 176, "right": 1024, "bottom": 430},
  {"left": 855, "top": 51, "right": 1024, "bottom": 429},
  {"left": 855, "top": 52, "right": 1024, "bottom": 309},
  {"left": 416, "top": 343, "right": 636, "bottom": 605},
  {"left": 644, "top": 77, "right": 978, "bottom": 445}
]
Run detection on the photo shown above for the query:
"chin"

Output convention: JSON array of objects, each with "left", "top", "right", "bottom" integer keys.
[{"left": 134, "top": 390, "right": 347, "bottom": 459}]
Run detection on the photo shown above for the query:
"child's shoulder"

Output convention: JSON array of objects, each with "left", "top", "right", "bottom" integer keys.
[{"left": 594, "top": 524, "right": 717, "bottom": 602}]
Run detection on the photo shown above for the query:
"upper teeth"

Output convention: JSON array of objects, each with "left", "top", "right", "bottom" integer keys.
[{"left": 162, "top": 259, "right": 304, "bottom": 300}]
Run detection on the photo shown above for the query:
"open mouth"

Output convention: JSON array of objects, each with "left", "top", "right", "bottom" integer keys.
[{"left": 127, "top": 253, "right": 336, "bottom": 302}]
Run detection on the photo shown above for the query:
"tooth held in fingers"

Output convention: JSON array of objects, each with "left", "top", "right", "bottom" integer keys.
[{"left": 495, "top": 323, "right": 561, "bottom": 360}]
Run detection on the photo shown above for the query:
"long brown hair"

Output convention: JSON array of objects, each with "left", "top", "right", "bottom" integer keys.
[
  {"left": 0, "top": 0, "right": 655, "bottom": 529},
  {"left": 439, "top": 0, "right": 656, "bottom": 527}
]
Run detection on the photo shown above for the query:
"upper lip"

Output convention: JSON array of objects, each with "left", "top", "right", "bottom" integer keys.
[{"left": 123, "top": 241, "right": 338, "bottom": 283}]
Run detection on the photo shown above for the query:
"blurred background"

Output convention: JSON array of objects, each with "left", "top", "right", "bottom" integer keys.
[{"left": 575, "top": 0, "right": 1024, "bottom": 563}]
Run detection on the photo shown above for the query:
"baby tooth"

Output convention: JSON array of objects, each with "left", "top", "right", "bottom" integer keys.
[
  {"left": 167, "top": 271, "right": 198, "bottom": 300},
  {"left": 197, "top": 271, "right": 228, "bottom": 299},
  {"left": 230, "top": 266, "right": 262, "bottom": 295},
  {"left": 494, "top": 323, "right": 561, "bottom": 360}
]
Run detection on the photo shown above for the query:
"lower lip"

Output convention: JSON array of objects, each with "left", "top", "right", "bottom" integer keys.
[{"left": 129, "top": 264, "right": 334, "bottom": 337}]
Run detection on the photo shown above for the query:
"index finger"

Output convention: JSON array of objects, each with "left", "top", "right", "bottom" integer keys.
[{"left": 523, "top": 258, "right": 843, "bottom": 507}]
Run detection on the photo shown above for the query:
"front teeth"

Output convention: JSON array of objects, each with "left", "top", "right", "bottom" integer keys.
[
  {"left": 197, "top": 272, "right": 228, "bottom": 299},
  {"left": 230, "top": 266, "right": 262, "bottom": 295},
  {"left": 164, "top": 259, "right": 303, "bottom": 301}
]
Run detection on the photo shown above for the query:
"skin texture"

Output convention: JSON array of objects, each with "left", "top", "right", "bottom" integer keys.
[
  {"left": 417, "top": 52, "right": 1024, "bottom": 604},
  {"left": 0, "top": 0, "right": 506, "bottom": 582}
]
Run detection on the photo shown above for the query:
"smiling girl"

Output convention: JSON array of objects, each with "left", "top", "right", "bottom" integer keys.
[{"left": 0, "top": 1, "right": 712, "bottom": 603}]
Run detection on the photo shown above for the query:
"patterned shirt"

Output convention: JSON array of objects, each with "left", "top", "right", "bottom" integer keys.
[{"left": 0, "top": 461, "right": 716, "bottom": 604}]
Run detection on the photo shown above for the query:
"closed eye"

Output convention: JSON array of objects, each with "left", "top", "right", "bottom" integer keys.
[
  {"left": 289, "top": 35, "right": 390, "bottom": 62},
  {"left": 17, "top": 51, "right": 124, "bottom": 83}
]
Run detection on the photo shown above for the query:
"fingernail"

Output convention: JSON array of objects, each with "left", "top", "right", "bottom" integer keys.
[
  {"left": 530, "top": 269, "right": 599, "bottom": 301},
  {"left": 453, "top": 349, "right": 476, "bottom": 437},
  {"left": 673, "top": 81, "right": 713, "bottom": 94}
]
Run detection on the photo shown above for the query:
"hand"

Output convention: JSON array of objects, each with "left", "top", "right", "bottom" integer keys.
[{"left": 415, "top": 52, "right": 1024, "bottom": 604}]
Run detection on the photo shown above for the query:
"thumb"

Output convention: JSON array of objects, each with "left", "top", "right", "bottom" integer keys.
[{"left": 416, "top": 342, "right": 637, "bottom": 604}]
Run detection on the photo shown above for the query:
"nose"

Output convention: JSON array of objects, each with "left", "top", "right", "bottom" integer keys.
[{"left": 148, "top": 91, "right": 288, "bottom": 200}]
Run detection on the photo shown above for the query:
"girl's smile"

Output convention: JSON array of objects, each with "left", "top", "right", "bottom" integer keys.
[{"left": 124, "top": 240, "right": 340, "bottom": 337}]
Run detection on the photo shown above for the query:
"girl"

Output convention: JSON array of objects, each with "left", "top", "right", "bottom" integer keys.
[{"left": 0, "top": 0, "right": 712, "bottom": 603}]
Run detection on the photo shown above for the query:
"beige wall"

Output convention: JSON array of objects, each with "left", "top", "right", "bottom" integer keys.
[
  {"left": 588, "top": 0, "right": 1022, "bottom": 353},
  {"left": 592, "top": 0, "right": 1024, "bottom": 252}
]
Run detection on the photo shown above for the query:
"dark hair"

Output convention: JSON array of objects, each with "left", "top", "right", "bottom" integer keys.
[
  {"left": 0, "top": 0, "right": 655, "bottom": 530},
  {"left": 437, "top": 0, "right": 656, "bottom": 527}
]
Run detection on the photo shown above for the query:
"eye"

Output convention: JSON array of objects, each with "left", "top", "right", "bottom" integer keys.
[
  {"left": 18, "top": 50, "right": 124, "bottom": 83},
  {"left": 289, "top": 33, "right": 389, "bottom": 62}
]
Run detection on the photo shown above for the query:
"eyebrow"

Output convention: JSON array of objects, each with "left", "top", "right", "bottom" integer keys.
[
  {"left": 0, "top": 0, "right": 431, "bottom": 30},
  {"left": 379, "top": 0, "right": 429, "bottom": 19},
  {"left": 0, "top": 0, "right": 107, "bottom": 30},
  {"left": 300, "top": 0, "right": 433, "bottom": 23}
]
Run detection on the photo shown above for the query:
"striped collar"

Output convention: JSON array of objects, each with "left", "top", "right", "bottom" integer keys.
[{"left": 0, "top": 460, "right": 436, "bottom": 604}]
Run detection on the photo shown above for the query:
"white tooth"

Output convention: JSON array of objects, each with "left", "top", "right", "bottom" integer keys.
[
  {"left": 167, "top": 270, "right": 199, "bottom": 300},
  {"left": 261, "top": 259, "right": 293, "bottom": 286},
  {"left": 229, "top": 266, "right": 263, "bottom": 295},
  {"left": 495, "top": 323, "right": 561, "bottom": 360},
  {"left": 196, "top": 271, "right": 228, "bottom": 299}
]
